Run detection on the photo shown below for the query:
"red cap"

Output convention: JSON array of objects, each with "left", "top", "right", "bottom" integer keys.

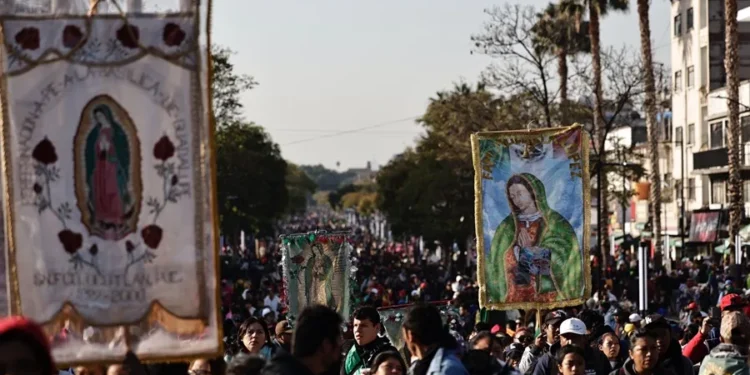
[
  {"left": 720, "top": 293, "right": 746, "bottom": 311},
  {"left": 419, "top": 282, "right": 427, "bottom": 289},
  {"left": 687, "top": 302, "right": 698, "bottom": 310},
  {"left": 491, "top": 324, "right": 502, "bottom": 334}
]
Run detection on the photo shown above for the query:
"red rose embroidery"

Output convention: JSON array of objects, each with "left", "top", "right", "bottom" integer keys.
[
  {"left": 153, "top": 135, "right": 175, "bottom": 161},
  {"left": 62, "top": 25, "right": 84, "bottom": 49},
  {"left": 141, "top": 225, "right": 163, "bottom": 249},
  {"left": 32, "top": 138, "right": 58, "bottom": 165},
  {"left": 116, "top": 24, "right": 139, "bottom": 49},
  {"left": 58, "top": 230, "right": 82, "bottom": 254},
  {"left": 15, "top": 27, "right": 40, "bottom": 50},
  {"left": 163, "top": 23, "right": 186, "bottom": 47}
]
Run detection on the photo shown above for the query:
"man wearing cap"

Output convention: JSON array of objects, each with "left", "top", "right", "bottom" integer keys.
[
  {"left": 274, "top": 320, "right": 293, "bottom": 354},
  {"left": 519, "top": 311, "right": 567, "bottom": 374},
  {"left": 642, "top": 314, "right": 693, "bottom": 375},
  {"left": 532, "top": 318, "right": 611, "bottom": 375},
  {"left": 698, "top": 311, "right": 750, "bottom": 375}
]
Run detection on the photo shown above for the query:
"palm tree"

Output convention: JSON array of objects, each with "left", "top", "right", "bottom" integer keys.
[
  {"left": 531, "top": 0, "right": 590, "bottom": 114},
  {"left": 577, "top": 0, "right": 629, "bottom": 270},
  {"left": 636, "top": 0, "right": 662, "bottom": 267},
  {"left": 725, "top": 0, "right": 741, "bottom": 261}
]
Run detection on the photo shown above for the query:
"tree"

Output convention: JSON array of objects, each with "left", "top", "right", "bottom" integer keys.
[
  {"left": 211, "top": 46, "right": 258, "bottom": 126},
  {"left": 531, "top": 0, "right": 590, "bottom": 112},
  {"left": 637, "top": 0, "right": 663, "bottom": 258},
  {"left": 286, "top": 163, "right": 317, "bottom": 214},
  {"left": 726, "top": 0, "right": 742, "bottom": 256},
  {"left": 216, "top": 123, "right": 287, "bottom": 239},
  {"left": 472, "top": 4, "right": 557, "bottom": 127},
  {"left": 299, "top": 164, "right": 356, "bottom": 191}
]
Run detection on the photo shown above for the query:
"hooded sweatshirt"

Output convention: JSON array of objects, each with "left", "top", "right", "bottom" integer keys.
[
  {"left": 0, "top": 317, "right": 56, "bottom": 375},
  {"left": 532, "top": 342, "right": 611, "bottom": 375},
  {"left": 609, "top": 358, "right": 676, "bottom": 375},
  {"left": 697, "top": 343, "right": 749, "bottom": 375},
  {"left": 658, "top": 339, "right": 694, "bottom": 375}
]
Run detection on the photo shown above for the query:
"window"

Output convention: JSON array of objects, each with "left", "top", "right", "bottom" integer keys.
[
  {"left": 674, "top": 14, "right": 682, "bottom": 36},
  {"left": 687, "top": 123, "right": 695, "bottom": 145},
  {"left": 687, "top": 7, "right": 694, "bottom": 30},
  {"left": 687, "top": 66, "right": 695, "bottom": 88},
  {"left": 712, "top": 180, "right": 727, "bottom": 204},
  {"left": 701, "top": 107, "right": 708, "bottom": 147},
  {"left": 675, "top": 125, "right": 683, "bottom": 144},
  {"left": 688, "top": 178, "right": 695, "bottom": 200},
  {"left": 701, "top": 47, "right": 708, "bottom": 87},
  {"left": 675, "top": 70, "right": 682, "bottom": 91},
  {"left": 701, "top": 0, "right": 708, "bottom": 28},
  {"left": 742, "top": 116, "right": 750, "bottom": 143},
  {"left": 710, "top": 121, "right": 724, "bottom": 148},
  {"left": 744, "top": 181, "right": 750, "bottom": 205}
]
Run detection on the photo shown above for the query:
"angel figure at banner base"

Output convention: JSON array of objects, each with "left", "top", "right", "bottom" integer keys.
[
  {"left": 82, "top": 103, "right": 136, "bottom": 241},
  {"left": 487, "top": 173, "right": 581, "bottom": 304},
  {"left": 300, "top": 243, "right": 336, "bottom": 311}
]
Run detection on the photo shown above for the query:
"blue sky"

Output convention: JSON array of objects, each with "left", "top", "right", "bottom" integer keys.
[{"left": 212, "top": 0, "right": 671, "bottom": 170}]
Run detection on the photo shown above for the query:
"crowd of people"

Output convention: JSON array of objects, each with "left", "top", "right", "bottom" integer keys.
[{"left": 4, "top": 212, "right": 750, "bottom": 375}]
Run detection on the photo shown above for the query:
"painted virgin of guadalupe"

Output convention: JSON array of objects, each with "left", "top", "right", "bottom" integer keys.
[
  {"left": 487, "top": 173, "right": 582, "bottom": 304},
  {"left": 84, "top": 104, "right": 133, "bottom": 240},
  {"left": 302, "top": 243, "right": 336, "bottom": 311}
]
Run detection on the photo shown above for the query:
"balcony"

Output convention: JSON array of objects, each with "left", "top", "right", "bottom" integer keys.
[{"left": 693, "top": 145, "right": 750, "bottom": 170}]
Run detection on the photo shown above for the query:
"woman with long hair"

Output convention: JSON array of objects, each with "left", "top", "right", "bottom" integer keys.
[{"left": 236, "top": 317, "right": 275, "bottom": 361}]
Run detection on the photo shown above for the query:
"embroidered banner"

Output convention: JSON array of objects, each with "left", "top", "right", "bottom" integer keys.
[
  {"left": 471, "top": 125, "right": 591, "bottom": 311},
  {"left": 281, "top": 232, "right": 351, "bottom": 323},
  {"left": 377, "top": 302, "right": 457, "bottom": 352},
  {"left": 0, "top": 1, "right": 221, "bottom": 364}
]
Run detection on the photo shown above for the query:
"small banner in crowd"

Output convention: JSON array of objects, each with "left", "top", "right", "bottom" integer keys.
[
  {"left": 281, "top": 232, "right": 352, "bottom": 323},
  {"left": 471, "top": 125, "right": 591, "bottom": 311},
  {"left": 0, "top": 1, "right": 221, "bottom": 365},
  {"left": 378, "top": 301, "right": 458, "bottom": 352}
]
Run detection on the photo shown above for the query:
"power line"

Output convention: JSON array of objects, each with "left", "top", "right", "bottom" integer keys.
[
  {"left": 267, "top": 128, "right": 422, "bottom": 134},
  {"left": 283, "top": 116, "right": 420, "bottom": 146}
]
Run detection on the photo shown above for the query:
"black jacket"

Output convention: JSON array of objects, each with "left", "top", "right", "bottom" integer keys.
[
  {"left": 657, "top": 339, "right": 694, "bottom": 375},
  {"left": 609, "top": 358, "right": 677, "bottom": 375},
  {"left": 532, "top": 342, "right": 611, "bottom": 375},
  {"left": 341, "top": 335, "right": 396, "bottom": 375},
  {"left": 261, "top": 353, "right": 315, "bottom": 375}
]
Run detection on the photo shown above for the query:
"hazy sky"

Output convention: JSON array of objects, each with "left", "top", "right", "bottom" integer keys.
[{"left": 212, "top": 0, "right": 672, "bottom": 171}]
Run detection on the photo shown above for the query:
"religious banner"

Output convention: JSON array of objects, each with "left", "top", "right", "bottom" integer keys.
[
  {"left": 378, "top": 302, "right": 458, "bottom": 352},
  {"left": 471, "top": 125, "right": 591, "bottom": 311},
  {"left": 281, "top": 232, "right": 351, "bottom": 323},
  {"left": 0, "top": 1, "right": 221, "bottom": 365}
]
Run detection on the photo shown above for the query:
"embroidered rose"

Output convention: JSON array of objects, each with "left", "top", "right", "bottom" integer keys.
[
  {"left": 62, "top": 25, "right": 84, "bottom": 49},
  {"left": 58, "top": 230, "right": 82, "bottom": 254},
  {"left": 116, "top": 24, "right": 139, "bottom": 49},
  {"left": 125, "top": 240, "right": 135, "bottom": 253},
  {"left": 15, "top": 27, "right": 40, "bottom": 50},
  {"left": 33, "top": 183, "right": 42, "bottom": 194},
  {"left": 89, "top": 244, "right": 98, "bottom": 256},
  {"left": 32, "top": 138, "right": 58, "bottom": 165},
  {"left": 141, "top": 225, "right": 163, "bottom": 249},
  {"left": 153, "top": 135, "right": 175, "bottom": 161},
  {"left": 163, "top": 23, "right": 186, "bottom": 47}
]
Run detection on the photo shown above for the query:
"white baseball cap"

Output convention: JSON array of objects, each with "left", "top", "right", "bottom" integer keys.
[
  {"left": 559, "top": 318, "right": 587, "bottom": 336},
  {"left": 629, "top": 313, "right": 642, "bottom": 323}
]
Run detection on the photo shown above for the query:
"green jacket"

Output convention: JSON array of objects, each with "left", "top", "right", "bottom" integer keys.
[
  {"left": 698, "top": 344, "right": 749, "bottom": 375},
  {"left": 486, "top": 173, "right": 582, "bottom": 303}
]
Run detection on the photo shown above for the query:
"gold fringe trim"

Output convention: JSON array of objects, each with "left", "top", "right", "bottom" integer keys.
[{"left": 473, "top": 124, "right": 592, "bottom": 311}]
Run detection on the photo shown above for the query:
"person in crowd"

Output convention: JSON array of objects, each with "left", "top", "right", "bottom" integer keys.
[
  {"left": 401, "top": 303, "right": 468, "bottom": 375},
  {"left": 188, "top": 358, "right": 226, "bottom": 375},
  {"left": 274, "top": 320, "right": 293, "bottom": 354},
  {"left": 610, "top": 329, "right": 675, "bottom": 375},
  {"left": 697, "top": 311, "right": 750, "bottom": 375},
  {"left": 227, "top": 354, "right": 267, "bottom": 375},
  {"left": 555, "top": 345, "right": 586, "bottom": 375},
  {"left": 505, "top": 345, "right": 525, "bottom": 370},
  {"left": 641, "top": 315, "right": 692, "bottom": 375},
  {"left": 680, "top": 316, "right": 712, "bottom": 363},
  {"left": 262, "top": 305, "right": 344, "bottom": 375},
  {"left": 343, "top": 307, "right": 396, "bottom": 375},
  {"left": 0, "top": 316, "right": 56, "bottom": 375},
  {"left": 627, "top": 315, "right": 641, "bottom": 330},
  {"left": 519, "top": 311, "right": 567, "bottom": 374},
  {"left": 598, "top": 332, "right": 623, "bottom": 372},
  {"left": 532, "top": 318, "right": 611, "bottom": 375},
  {"left": 370, "top": 351, "right": 408, "bottom": 375},
  {"left": 237, "top": 317, "right": 276, "bottom": 361},
  {"left": 463, "top": 331, "right": 519, "bottom": 374},
  {"left": 264, "top": 289, "right": 282, "bottom": 318}
]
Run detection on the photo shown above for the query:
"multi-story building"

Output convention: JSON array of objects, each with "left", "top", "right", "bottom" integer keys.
[{"left": 671, "top": 0, "right": 750, "bottom": 256}]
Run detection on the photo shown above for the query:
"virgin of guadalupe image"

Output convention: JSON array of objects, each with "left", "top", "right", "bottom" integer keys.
[
  {"left": 487, "top": 173, "right": 582, "bottom": 304},
  {"left": 84, "top": 104, "right": 134, "bottom": 240},
  {"left": 299, "top": 243, "right": 336, "bottom": 311}
]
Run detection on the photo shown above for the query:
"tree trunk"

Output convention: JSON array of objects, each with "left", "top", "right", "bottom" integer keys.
[
  {"left": 558, "top": 49, "right": 569, "bottom": 120},
  {"left": 638, "top": 0, "right": 662, "bottom": 266},
  {"left": 589, "top": 3, "right": 608, "bottom": 271},
  {"left": 726, "top": 0, "right": 742, "bottom": 261}
]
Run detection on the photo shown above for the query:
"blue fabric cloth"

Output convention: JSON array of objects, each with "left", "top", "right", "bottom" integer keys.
[{"left": 425, "top": 347, "right": 469, "bottom": 375}]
